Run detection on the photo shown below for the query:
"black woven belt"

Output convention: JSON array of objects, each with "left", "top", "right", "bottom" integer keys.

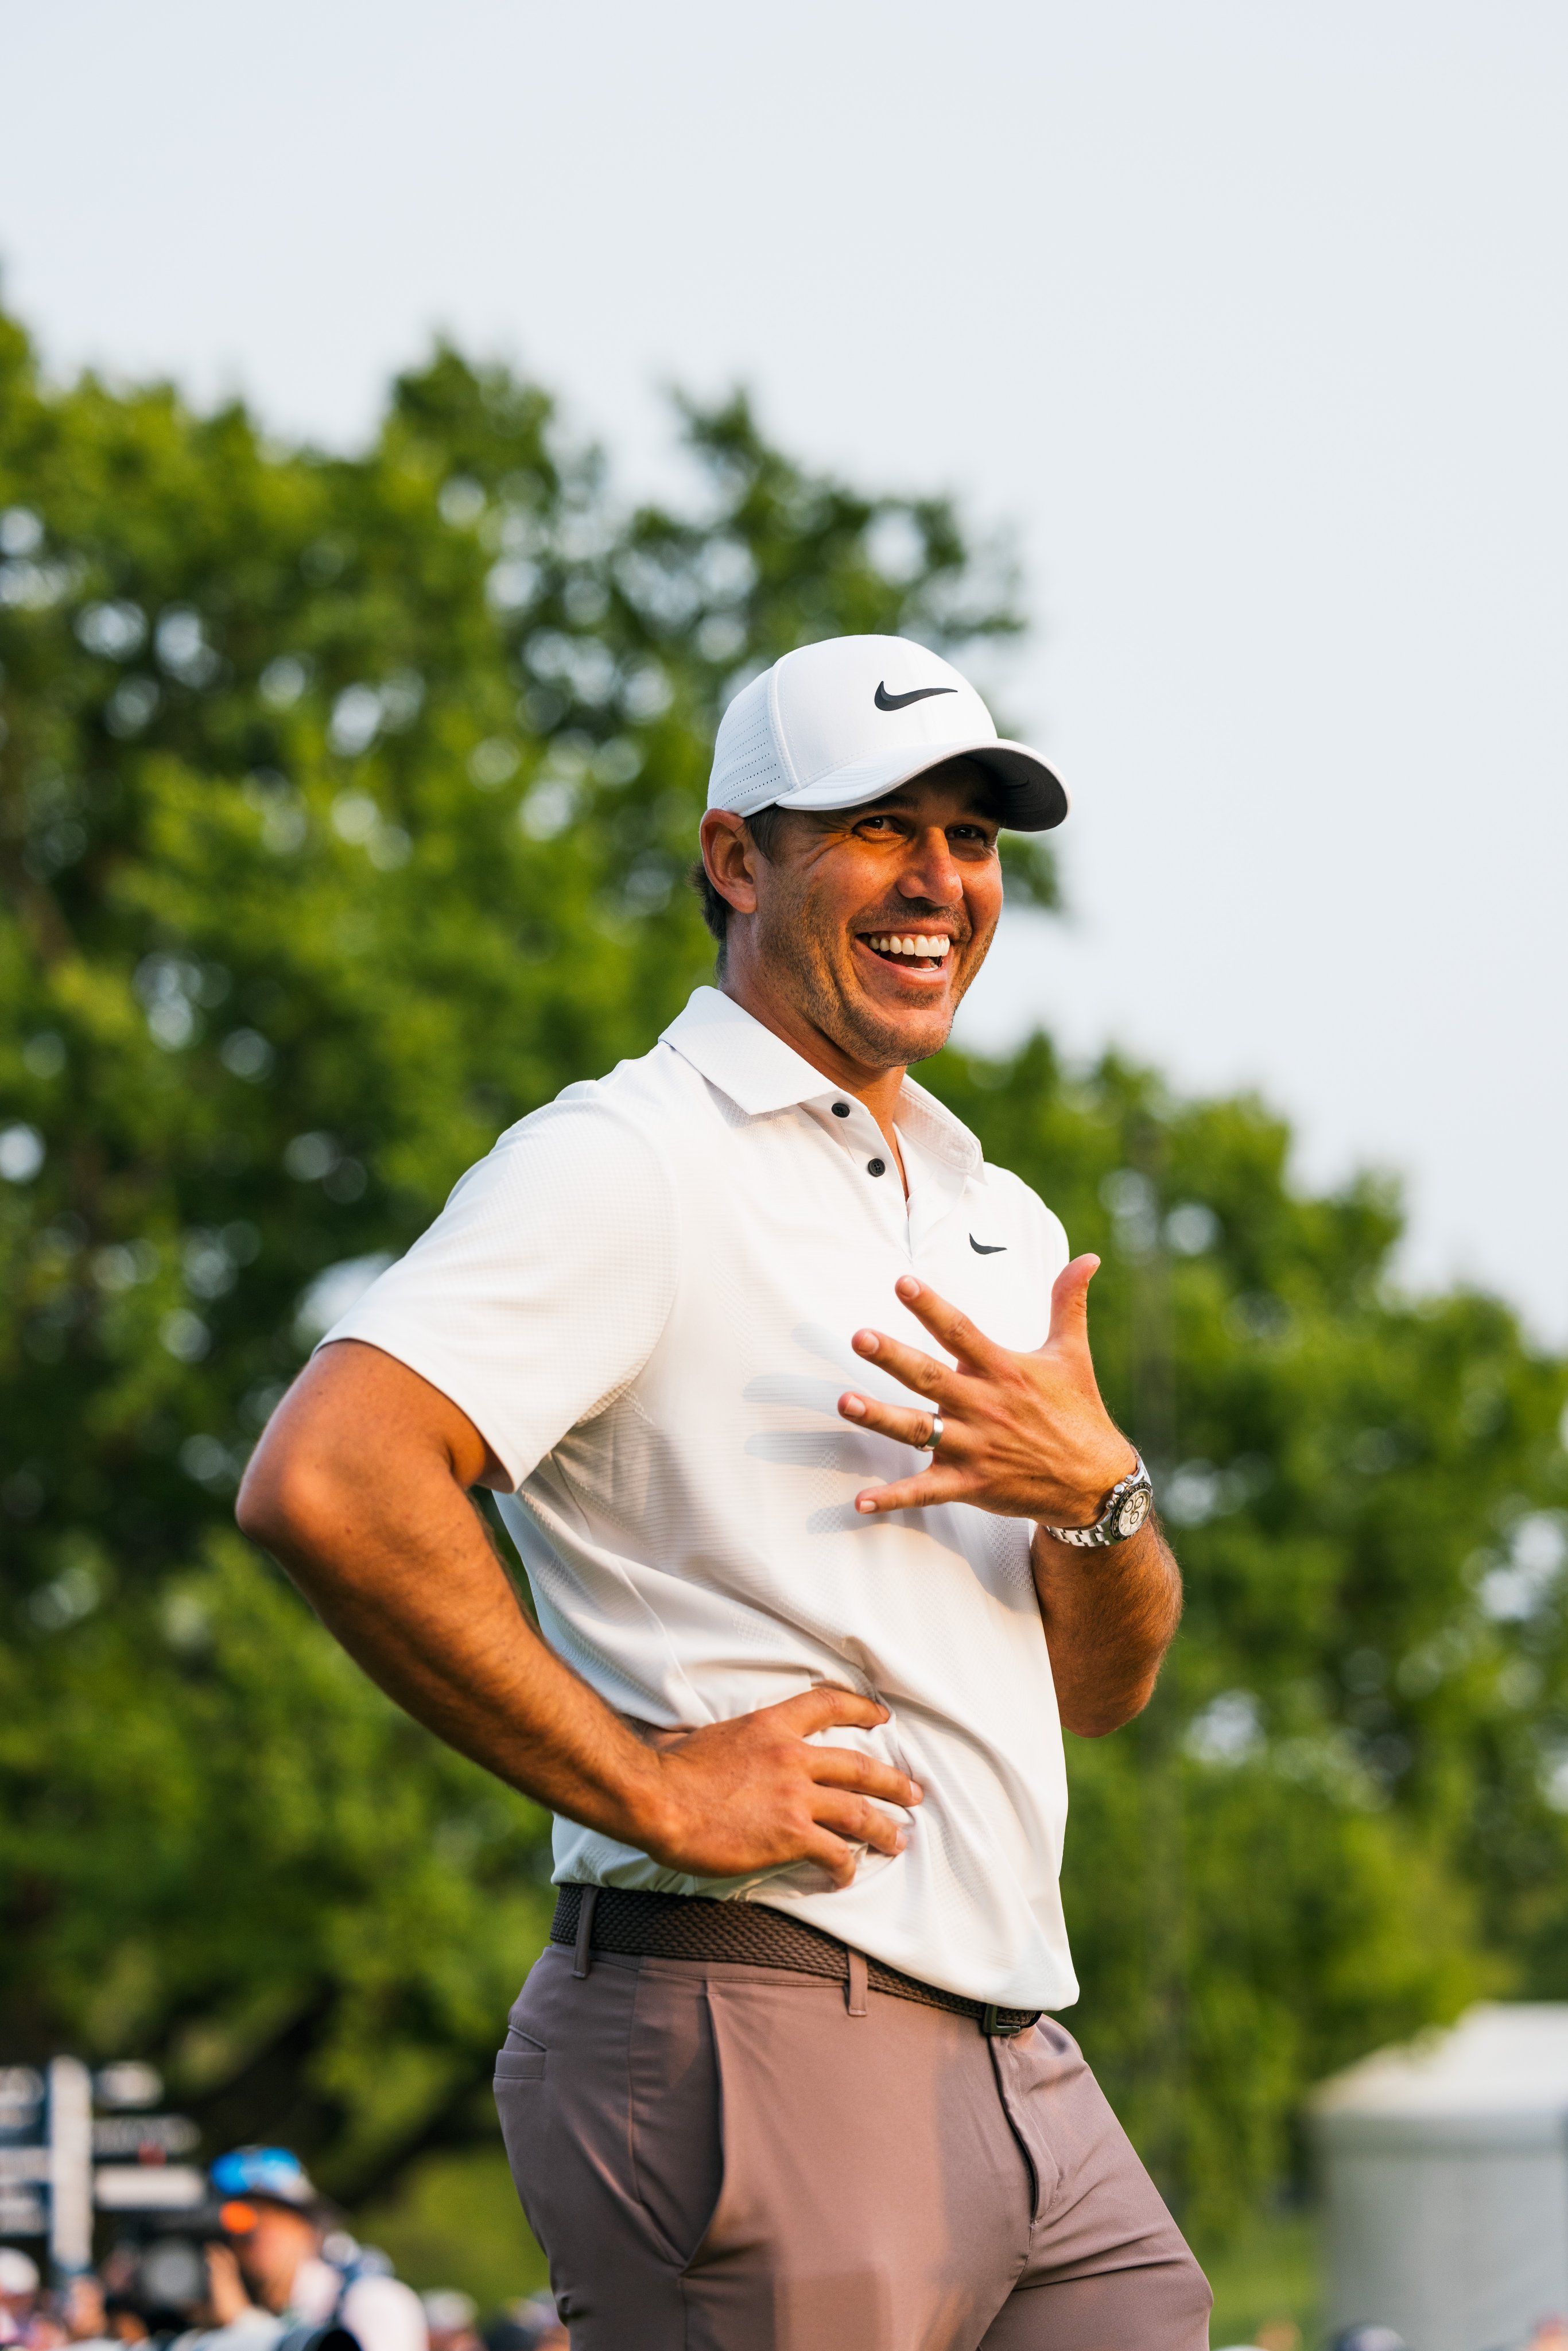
[{"left": 549, "top": 1884, "right": 1041, "bottom": 2039}]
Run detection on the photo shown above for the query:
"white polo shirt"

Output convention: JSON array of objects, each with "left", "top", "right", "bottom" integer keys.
[{"left": 327, "top": 986, "right": 1078, "bottom": 2009}]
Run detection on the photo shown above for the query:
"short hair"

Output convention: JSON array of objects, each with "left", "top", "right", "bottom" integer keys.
[{"left": 689, "top": 802, "right": 790, "bottom": 969}]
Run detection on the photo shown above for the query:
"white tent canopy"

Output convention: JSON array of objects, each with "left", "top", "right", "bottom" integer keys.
[{"left": 1311, "top": 2004, "right": 1568, "bottom": 2351}]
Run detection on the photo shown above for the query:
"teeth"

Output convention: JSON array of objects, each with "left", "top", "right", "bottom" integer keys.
[{"left": 865, "top": 934, "right": 953, "bottom": 959}]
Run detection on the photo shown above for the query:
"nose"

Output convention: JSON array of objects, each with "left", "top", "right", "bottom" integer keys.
[{"left": 896, "top": 825, "right": 965, "bottom": 909}]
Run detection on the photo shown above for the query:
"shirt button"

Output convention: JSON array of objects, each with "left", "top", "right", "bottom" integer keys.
[
  {"left": 832, "top": 1101, "right": 851, "bottom": 1118},
  {"left": 867, "top": 1158, "right": 886, "bottom": 1177}
]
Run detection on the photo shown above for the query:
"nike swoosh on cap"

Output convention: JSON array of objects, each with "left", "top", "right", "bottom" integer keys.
[
  {"left": 874, "top": 682, "right": 958, "bottom": 712},
  {"left": 970, "top": 1237, "right": 1006, "bottom": 1254}
]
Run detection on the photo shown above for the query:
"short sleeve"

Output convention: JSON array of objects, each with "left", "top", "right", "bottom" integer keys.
[{"left": 321, "top": 1098, "right": 679, "bottom": 1489}]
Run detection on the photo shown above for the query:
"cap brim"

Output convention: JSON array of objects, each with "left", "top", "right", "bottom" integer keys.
[{"left": 769, "top": 738, "right": 1068, "bottom": 831}]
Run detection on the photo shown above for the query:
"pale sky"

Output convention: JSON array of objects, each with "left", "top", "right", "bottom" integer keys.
[{"left": 3, "top": 0, "right": 1565, "bottom": 1336}]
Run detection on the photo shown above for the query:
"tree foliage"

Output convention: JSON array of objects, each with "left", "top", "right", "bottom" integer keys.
[{"left": 2, "top": 304, "right": 1565, "bottom": 2237}]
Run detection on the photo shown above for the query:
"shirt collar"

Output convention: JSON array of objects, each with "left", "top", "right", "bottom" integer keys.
[{"left": 661, "top": 986, "right": 983, "bottom": 1177}]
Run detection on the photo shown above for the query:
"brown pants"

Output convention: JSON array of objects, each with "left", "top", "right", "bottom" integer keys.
[{"left": 494, "top": 1943, "right": 1211, "bottom": 2350}]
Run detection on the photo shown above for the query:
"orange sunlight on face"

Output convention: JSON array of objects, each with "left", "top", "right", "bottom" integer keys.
[
  {"left": 744, "top": 759, "right": 1005, "bottom": 1078},
  {"left": 231, "top": 2206, "right": 317, "bottom": 2314}
]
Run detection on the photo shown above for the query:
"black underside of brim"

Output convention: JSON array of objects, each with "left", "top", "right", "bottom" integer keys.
[{"left": 963, "top": 745, "right": 1069, "bottom": 832}]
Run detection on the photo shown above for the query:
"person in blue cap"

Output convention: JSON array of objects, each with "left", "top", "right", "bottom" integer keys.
[{"left": 211, "top": 2152, "right": 424, "bottom": 2351}]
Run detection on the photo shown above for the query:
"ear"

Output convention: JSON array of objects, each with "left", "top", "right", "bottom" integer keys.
[{"left": 700, "top": 809, "right": 762, "bottom": 918}]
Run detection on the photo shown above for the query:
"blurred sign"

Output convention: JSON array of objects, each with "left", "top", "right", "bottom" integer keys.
[
  {"left": 0, "top": 2095, "right": 51, "bottom": 2240},
  {"left": 50, "top": 2058, "right": 94, "bottom": 2271},
  {"left": 92, "top": 2165, "right": 205, "bottom": 2212},
  {"left": 92, "top": 2115, "right": 200, "bottom": 2157},
  {"left": 0, "top": 2055, "right": 204, "bottom": 2269},
  {"left": 0, "top": 2065, "right": 45, "bottom": 2119},
  {"left": 94, "top": 2063, "right": 164, "bottom": 2110}
]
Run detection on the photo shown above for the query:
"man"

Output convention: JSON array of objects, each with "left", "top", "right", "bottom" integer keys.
[
  {"left": 481, "top": 2301, "right": 566, "bottom": 2351},
  {"left": 239, "top": 633, "right": 1210, "bottom": 2349},
  {"left": 209, "top": 2150, "right": 424, "bottom": 2351},
  {"left": 162, "top": 2234, "right": 281, "bottom": 2351},
  {"left": 0, "top": 2253, "right": 41, "bottom": 2351},
  {"left": 417, "top": 2295, "right": 480, "bottom": 2351}
]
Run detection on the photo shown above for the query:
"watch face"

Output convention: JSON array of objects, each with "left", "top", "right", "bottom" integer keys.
[{"left": 1115, "top": 1487, "right": 1151, "bottom": 1539}]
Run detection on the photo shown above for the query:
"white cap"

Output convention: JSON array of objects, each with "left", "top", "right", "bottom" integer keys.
[
  {"left": 707, "top": 634, "right": 1067, "bottom": 831},
  {"left": 421, "top": 2292, "right": 478, "bottom": 2330},
  {"left": 0, "top": 2250, "right": 40, "bottom": 2296}
]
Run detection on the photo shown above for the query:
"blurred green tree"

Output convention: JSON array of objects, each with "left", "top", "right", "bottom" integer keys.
[{"left": 2, "top": 302, "right": 1565, "bottom": 2240}]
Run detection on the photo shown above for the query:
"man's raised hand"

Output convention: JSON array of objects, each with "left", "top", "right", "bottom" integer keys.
[{"left": 838, "top": 1257, "right": 1137, "bottom": 1523}]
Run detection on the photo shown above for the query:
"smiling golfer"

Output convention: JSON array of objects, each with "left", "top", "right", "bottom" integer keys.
[{"left": 239, "top": 633, "right": 1209, "bottom": 2349}]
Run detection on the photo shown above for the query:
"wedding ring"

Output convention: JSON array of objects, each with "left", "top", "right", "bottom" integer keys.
[{"left": 926, "top": 1415, "right": 945, "bottom": 1452}]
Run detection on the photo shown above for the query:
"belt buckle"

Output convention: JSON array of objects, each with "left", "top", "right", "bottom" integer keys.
[{"left": 981, "top": 2003, "right": 1039, "bottom": 2039}]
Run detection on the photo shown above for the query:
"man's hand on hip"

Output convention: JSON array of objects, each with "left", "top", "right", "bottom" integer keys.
[
  {"left": 631, "top": 1686, "right": 922, "bottom": 1890},
  {"left": 839, "top": 1256, "right": 1134, "bottom": 1523}
]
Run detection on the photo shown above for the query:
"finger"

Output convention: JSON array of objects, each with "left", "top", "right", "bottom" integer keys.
[
  {"left": 853, "top": 1469, "right": 968, "bottom": 1516},
  {"left": 767, "top": 1685, "right": 889, "bottom": 1736},
  {"left": 850, "top": 1326, "right": 956, "bottom": 1403},
  {"left": 891, "top": 1277, "right": 1002, "bottom": 1372},
  {"left": 806, "top": 1744, "right": 923, "bottom": 1807},
  {"left": 799, "top": 1828, "right": 867, "bottom": 1887},
  {"left": 1046, "top": 1254, "right": 1100, "bottom": 1356},
  {"left": 837, "top": 1390, "right": 952, "bottom": 1452},
  {"left": 811, "top": 1791, "right": 910, "bottom": 1857}
]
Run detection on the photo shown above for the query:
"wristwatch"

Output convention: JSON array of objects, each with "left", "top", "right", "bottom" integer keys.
[{"left": 1039, "top": 1456, "right": 1154, "bottom": 1549}]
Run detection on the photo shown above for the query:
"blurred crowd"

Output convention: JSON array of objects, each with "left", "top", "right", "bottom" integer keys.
[
  {"left": 1213, "top": 2322, "right": 1568, "bottom": 2350},
  {"left": 0, "top": 2150, "right": 562, "bottom": 2351},
  {"left": 7, "top": 2170, "right": 1567, "bottom": 2351}
]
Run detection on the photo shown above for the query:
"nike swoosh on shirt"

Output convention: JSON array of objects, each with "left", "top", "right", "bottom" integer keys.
[
  {"left": 874, "top": 681, "right": 958, "bottom": 711},
  {"left": 970, "top": 1236, "right": 1007, "bottom": 1254}
]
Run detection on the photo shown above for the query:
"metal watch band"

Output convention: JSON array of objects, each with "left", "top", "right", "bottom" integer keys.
[{"left": 1039, "top": 1456, "right": 1154, "bottom": 1549}]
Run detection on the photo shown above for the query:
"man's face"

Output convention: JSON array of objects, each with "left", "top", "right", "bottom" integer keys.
[
  {"left": 726, "top": 760, "right": 1005, "bottom": 1072},
  {"left": 231, "top": 2205, "right": 318, "bottom": 2312}
]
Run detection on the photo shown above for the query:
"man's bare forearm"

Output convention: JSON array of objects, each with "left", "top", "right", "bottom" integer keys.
[
  {"left": 274, "top": 1508, "right": 662, "bottom": 1832},
  {"left": 1030, "top": 1518, "right": 1182, "bottom": 1737},
  {"left": 236, "top": 1355, "right": 669, "bottom": 1846}
]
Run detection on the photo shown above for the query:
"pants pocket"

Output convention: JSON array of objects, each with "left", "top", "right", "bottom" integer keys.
[
  {"left": 627, "top": 1969, "right": 725, "bottom": 2269},
  {"left": 492, "top": 2020, "right": 558, "bottom": 2251},
  {"left": 493, "top": 2028, "right": 546, "bottom": 2086}
]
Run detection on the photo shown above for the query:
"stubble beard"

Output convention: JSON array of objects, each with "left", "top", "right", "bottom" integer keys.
[{"left": 754, "top": 883, "right": 990, "bottom": 1073}]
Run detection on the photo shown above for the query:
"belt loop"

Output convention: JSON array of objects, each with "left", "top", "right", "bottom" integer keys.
[
  {"left": 572, "top": 1887, "right": 600, "bottom": 1980},
  {"left": 845, "top": 1947, "right": 868, "bottom": 2018},
  {"left": 980, "top": 2003, "right": 1002, "bottom": 2037}
]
